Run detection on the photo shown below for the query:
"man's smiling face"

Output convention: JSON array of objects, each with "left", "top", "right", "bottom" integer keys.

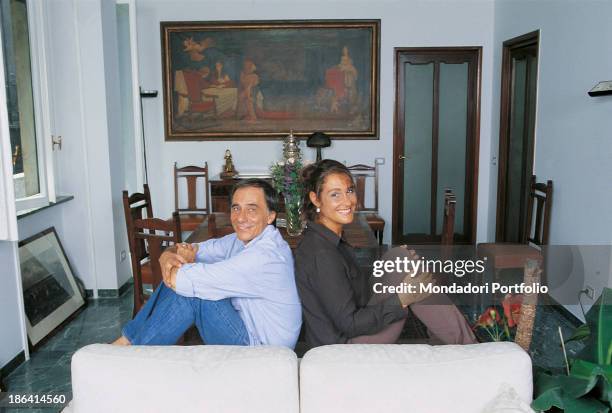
[{"left": 230, "top": 186, "right": 276, "bottom": 243}]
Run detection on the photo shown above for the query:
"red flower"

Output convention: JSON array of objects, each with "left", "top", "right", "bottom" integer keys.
[
  {"left": 477, "top": 307, "right": 501, "bottom": 328},
  {"left": 502, "top": 294, "right": 523, "bottom": 328}
]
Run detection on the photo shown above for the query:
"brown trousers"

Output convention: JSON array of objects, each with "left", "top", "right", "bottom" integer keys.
[{"left": 349, "top": 247, "right": 477, "bottom": 345}]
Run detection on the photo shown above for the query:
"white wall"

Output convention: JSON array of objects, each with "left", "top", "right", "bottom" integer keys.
[
  {"left": 116, "top": 3, "right": 138, "bottom": 194},
  {"left": 492, "top": 0, "right": 612, "bottom": 317},
  {"left": 42, "top": 0, "right": 130, "bottom": 291},
  {"left": 0, "top": 242, "right": 24, "bottom": 368},
  {"left": 101, "top": 0, "right": 133, "bottom": 288},
  {"left": 135, "top": 0, "right": 496, "bottom": 243},
  {"left": 2, "top": 0, "right": 132, "bottom": 368}
]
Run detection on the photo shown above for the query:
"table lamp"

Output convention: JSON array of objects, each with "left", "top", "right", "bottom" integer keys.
[{"left": 307, "top": 132, "right": 331, "bottom": 162}]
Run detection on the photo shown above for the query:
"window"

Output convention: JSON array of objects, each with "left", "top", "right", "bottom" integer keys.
[{"left": 1, "top": 0, "right": 52, "bottom": 211}]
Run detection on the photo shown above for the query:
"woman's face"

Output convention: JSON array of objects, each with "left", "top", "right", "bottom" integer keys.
[{"left": 310, "top": 172, "right": 357, "bottom": 234}]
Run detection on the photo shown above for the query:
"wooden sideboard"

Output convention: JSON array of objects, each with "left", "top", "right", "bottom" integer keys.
[
  {"left": 209, "top": 179, "right": 237, "bottom": 212},
  {"left": 210, "top": 179, "right": 285, "bottom": 212}
]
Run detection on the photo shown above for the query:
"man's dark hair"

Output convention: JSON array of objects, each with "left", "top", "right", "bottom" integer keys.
[{"left": 230, "top": 179, "right": 279, "bottom": 213}]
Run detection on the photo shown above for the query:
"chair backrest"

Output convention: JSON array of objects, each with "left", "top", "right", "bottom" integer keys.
[
  {"left": 122, "top": 184, "right": 154, "bottom": 262},
  {"left": 207, "top": 213, "right": 234, "bottom": 238},
  {"left": 524, "top": 176, "right": 553, "bottom": 246},
  {"left": 441, "top": 189, "right": 456, "bottom": 245},
  {"left": 133, "top": 213, "right": 182, "bottom": 286},
  {"left": 347, "top": 163, "right": 379, "bottom": 213},
  {"left": 131, "top": 212, "right": 181, "bottom": 314},
  {"left": 174, "top": 162, "right": 210, "bottom": 214}
]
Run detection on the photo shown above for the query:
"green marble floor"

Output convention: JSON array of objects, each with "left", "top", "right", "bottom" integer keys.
[{"left": 3, "top": 289, "right": 132, "bottom": 413}]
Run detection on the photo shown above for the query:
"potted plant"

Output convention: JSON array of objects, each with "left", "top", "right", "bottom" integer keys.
[{"left": 531, "top": 287, "right": 612, "bottom": 413}]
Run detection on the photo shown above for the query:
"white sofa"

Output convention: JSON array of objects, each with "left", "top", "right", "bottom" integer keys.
[{"left": 63, "top": 342, "right": 532, "bottom": 413}]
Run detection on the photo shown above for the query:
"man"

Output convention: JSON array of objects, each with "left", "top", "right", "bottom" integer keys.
[{"left": 113, "top": 179, "right": 302, "bottom": 348}]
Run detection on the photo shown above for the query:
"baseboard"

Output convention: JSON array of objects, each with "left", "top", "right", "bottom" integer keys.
[
  {"left": 85, "top": 278, "right": 133, "bottom": 298},
  {"left": 1, "top": 351, "right": 25, "bottom": 386}
]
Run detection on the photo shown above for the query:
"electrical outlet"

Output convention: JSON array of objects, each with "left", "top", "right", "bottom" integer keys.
[
  {"left": 585, "top": 285, "right": 594, "bottom": 300},
  {"left": 120, "top": 250, "right": 127, "bottom": 262}
]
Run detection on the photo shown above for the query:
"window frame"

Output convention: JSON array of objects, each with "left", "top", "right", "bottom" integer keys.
[{"left": 5, "top": 0, "right": 55, "bottom": 212}]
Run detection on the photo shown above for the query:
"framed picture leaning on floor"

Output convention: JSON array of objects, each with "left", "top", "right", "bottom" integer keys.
[{"left": 18, "top": 227, "right": 85, "bottom": 346}]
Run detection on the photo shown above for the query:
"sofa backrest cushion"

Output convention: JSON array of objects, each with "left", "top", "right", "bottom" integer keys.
[
  {"left": 70, "top": 344, "right": 299, "bottom": 413},
  {"left": 299, "top": 342, "right": 532, "bottom": 413}
]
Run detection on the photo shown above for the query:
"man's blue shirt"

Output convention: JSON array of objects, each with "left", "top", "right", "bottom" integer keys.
[{"left": 175, "top": 225, "right": 302, "bottom": 348}]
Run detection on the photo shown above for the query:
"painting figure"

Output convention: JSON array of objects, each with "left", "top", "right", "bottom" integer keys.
[
  {"left": 325, "top": 46, "right": 359, "bottom": 113},
  {"left": 237, "top": 59, "right": 262, "bottom": 123},
  {"left": 174, "top": 66, "right": 215, "bottom": 118},
  {"left": 211, "top": 61, "right": 234, "bottom": 88},
  {"left": 174, "top": 37, "right": 219, "bottom": 118},
  {"left": 201, "top": 60, "right": 238, "bottom": 118},
  {"left": 182, "top": 36, "right": 214, "bottom": 63}
]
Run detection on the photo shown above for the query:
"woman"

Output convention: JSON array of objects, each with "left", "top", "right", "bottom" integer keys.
[{"left": 294, "top": 159, "right": 477, "bottom": 347}]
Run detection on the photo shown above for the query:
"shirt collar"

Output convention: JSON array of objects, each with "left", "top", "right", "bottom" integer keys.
[{"left": 306, "top": 220, "right": 345, "bottom": 246}]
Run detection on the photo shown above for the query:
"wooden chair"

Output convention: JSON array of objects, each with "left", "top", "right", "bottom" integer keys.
[
  {"left": 478, "top": 176, "right": 553, "bottom": 271},
  {"left": 348, "top": 163, "right": 385, "bottom": 245},
  {"left": 123, "top": 186, "right": 182, "bottom": 316},
  {"left": 440, "top": 190, "right": 456, "bottom": 262},
  {"left": 441, "top": 189, "right": 456, "bottom": 245},
  {"left": 174, "top": 162, "right": 211, "bottom": 232},
  {"left": 122, "top": 185, "right": 154, "bottom": 292}
]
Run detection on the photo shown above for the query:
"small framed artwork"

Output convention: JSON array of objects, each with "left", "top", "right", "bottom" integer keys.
[
  {"left": 18, "top": 228, "right": 85, "bottom": 346},
  {"left": 161, "top": 19, "right": 380, "bottom": 140}
]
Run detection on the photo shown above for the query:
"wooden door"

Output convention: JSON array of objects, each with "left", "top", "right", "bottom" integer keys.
[
  {"left": 496, "top": 31, "right": 539, "bottom": 242},
  {"left": 393, "top": 48, "right": 481, "bottom": 244}
]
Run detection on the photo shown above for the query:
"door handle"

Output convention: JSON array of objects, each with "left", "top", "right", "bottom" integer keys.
[
  {"left": 52, "top": 135, "right": 62, "bottom": 151},
  {"left": 399, "top": 155, "right": 406, "bottom": 160}
]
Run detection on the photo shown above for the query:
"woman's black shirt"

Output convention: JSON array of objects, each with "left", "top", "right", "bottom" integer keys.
[{"left": 294, "top": 221, "right": 408, "bottom": 347}]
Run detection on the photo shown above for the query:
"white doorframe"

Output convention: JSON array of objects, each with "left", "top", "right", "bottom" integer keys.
[
  {"left": 118, "top": 0, "right": 145, "bottom": 189},
  {"left": 0, "top": 19, "right": 29, "bottom": 361}
]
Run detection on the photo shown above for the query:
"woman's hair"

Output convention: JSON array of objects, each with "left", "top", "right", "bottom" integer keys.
[{"left": 301, "top": 159, "right": 354, "bottom": 221}]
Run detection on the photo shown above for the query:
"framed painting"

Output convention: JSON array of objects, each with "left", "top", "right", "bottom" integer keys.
[
  {"left": 161, "top": 19, "right": 380, "bottom": 140},
  {"left": 18, "top": 228, "right": 85, "bottom": 346}
]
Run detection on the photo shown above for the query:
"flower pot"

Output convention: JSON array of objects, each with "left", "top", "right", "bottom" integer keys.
[{"left": 284, "top": 194, "right": 304, "bottom": 237}]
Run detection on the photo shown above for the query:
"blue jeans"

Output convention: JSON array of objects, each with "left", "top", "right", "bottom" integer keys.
[{"left": 122, "top": 283, "right": 249, "bottom": 345}]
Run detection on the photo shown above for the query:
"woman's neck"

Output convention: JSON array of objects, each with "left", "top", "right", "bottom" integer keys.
[{"left": 316, "top": 216, "right": 343, "bottom": 237}]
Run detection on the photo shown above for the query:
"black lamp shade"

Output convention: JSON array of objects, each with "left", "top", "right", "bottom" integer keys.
[{"left": 307, "top": 132, "right": 331, "bottom": 162}]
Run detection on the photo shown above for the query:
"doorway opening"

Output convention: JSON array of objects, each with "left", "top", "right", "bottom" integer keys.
[{"left": 496, "top": 31, "right": 539, "bottom": 243}]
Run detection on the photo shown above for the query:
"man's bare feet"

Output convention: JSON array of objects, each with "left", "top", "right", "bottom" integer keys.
[{"left": 112, "top": 336, "right": 131, "bottom": 346}]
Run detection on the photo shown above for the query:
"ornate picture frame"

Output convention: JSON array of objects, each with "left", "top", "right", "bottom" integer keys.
[{"left": 161, "top": 19, "right": 380, "bottom": 140}]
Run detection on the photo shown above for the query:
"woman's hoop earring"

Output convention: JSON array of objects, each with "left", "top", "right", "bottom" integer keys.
[{"left": 316, "top": 207, "right": 320, "bottom": 213}]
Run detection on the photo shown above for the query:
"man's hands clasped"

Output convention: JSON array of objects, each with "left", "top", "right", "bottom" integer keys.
[{"left": 160, "top": 243, "right": 198, "bottom": 290}]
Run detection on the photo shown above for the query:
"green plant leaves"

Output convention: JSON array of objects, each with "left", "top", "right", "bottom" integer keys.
[
  {"left": 567, "top": 324, "right": 592, "bottom": 344},
  {"left": 578, "top": 288, "right": 612, "bottom": 365},
  {"left": 532, "top": 371, "right": 610, "bottom": 412},
  {"left": 531, "top": 288, "right": 612, "bottom": 412}
]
